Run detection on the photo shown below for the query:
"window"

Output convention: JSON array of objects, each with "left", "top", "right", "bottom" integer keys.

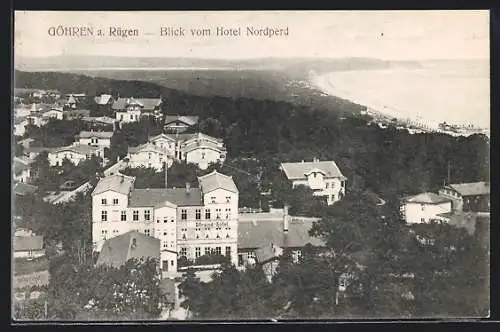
[
  {"left": 205, "top": 247, "right": 211, "bottom": 256},
  {"left": 164, "top": 217, "right": 168, "bottom": 223},
  {"left": 226, "top": 196, "right": 231, "bottom": 203},
  {"left": 148, "top": 153, "right": 152, "bottom": 160},
  {"left": 101, "top": 210, "right": 107, "bottom": 221},
  {"left": 181, "top": 209, "right": 187, "bottom": 220},
  {"left": 247, "top": 251, "right": 255, "bottom": 259},
  {"left": 225, "top": 246, "right": 231, "bottom": 257},
  {"left": 216, "top": 208, "right": 221, "bottom": 219},
  {"left": 171, "top": 260, "right": 174, "bottom": 266},
  {"left": 133, "top": 210, "right": 139, "bottom": 221},
  {"left": 205, "top": 209, "right": 211, "bottom": 219},
  {"left": 201, "top": 152, "right": 206, "bottom": 159},
  {"left": 225, "top": 208, "right": 231, "bottom": 219},
  {"left": 101, "top": 198, "right": 107, "bottom": 205},
  {"left": 130, "top": 114, "right": 133, "bottom": 120},
  {"left": 421, "top": 204, "right": 425, "bottom": 211},
  {"left": 313, "top": 172, "right": 317, "bottom": 178},
  {"left": 195, "top": 247, "right": 201, "bottom": 258},
  {"left": 421, "top": 218, "right": 426, "bottom": 223},
  {"left": 144, "top": 229, "right": 150, "bottom": 236},
  {"left": 121, "top": 211, "right": 127, "bottom": 221},
  {"left": 215, "top": 247, "right": 221, "bottom": 255},
  {"left": 180, "top": 248, "right": 187, "bottom": 258},
  {"left": 120, "top": 115, "right": 124, "bottom": 121},
  {"left": 113, "top": 198, "right": 118, "bottom": 205},
  {"left": 144, "top": 210, "right": 151, "bottom": 221},
  {"left": 325, "top": 182, "right": 329, "bottom": 189},
  {"left": 195, "top": 209, "right": 201, "bottom": 220},
  {"left": 211, "top": 196, "right": 216, "bottom": 204}
]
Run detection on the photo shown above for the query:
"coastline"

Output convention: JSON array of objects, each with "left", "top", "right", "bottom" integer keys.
[{"left": 310, "top": 71, "right": 490, "bottom": 137}]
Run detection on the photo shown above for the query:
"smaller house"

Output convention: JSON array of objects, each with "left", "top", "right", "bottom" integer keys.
[
  {"left": 127, "top": 142, "right": 173, "bottom": 171},
  {"left": 401, "top": 192, "right": 452, "bottom": 224},
  {"left": 14, "top": 234, "right": 45, "bottom": 259},
  {"left": 14, "top": 117, "right": 29, "bottom": 137},
  {"left": 76, "top": 131, "right": 114, "bottom": 148},
  {"left": 113, "top": 97, "right": 163, "bottom": 124},
  {"left": 164, "top": 115, "right": 199, "bottom": 134},
  {"left": 42, "top": 108, "right": 64, "bottom": 120},
  {"left": 13, "top": 157, "right": 32, "bottom": 183},
  {"left": 280, "top": 158, "right": 347, "bottom": 205},
  {"left": 438, "top": 182, "right": 490, "bottom": 212},
  {"left": 96, "top": 230, "right": 161, "bottom": 270},
  {"left": 180, "top": 133, "right": 226, "bottom": 170},
  {"left": 48, "top": 143, "right": 104, "bottom": 166}
]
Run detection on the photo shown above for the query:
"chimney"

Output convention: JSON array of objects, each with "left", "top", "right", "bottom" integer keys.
[
  {"left": 186, "top": 182, "right": 191, "bottom": 194},
  {"left": 164, "top": 164, "right": 168, "bottom": 188},
  {"left": 283, "top": 205, "right": 289, "bottom": 233}
]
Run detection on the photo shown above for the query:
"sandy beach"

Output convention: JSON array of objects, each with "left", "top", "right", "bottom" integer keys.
[{"left": 311, "top": 65, "right": 490, "bottom": 130}]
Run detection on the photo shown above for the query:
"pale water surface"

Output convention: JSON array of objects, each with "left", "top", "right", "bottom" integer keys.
[{"left": 313, "top": 61, "right": 490, "bottom": 129}]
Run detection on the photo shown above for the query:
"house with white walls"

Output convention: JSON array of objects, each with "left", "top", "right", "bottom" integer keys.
[
  {"left": 401, "top": 192, "right": 452, "bottom": 224},
  {"left": 47, "top": 143, "right": 105, "bottom": 166},
  {"left": 113, "top": 97, "right": 163, "bottom": 125},
  {"left": 76, "top": 131, "right": 114, "bottom": 148},
  {"left": 280, "top": 158, "right": 347, "bottom": 205},
  {"left": 127, "top": 142, "right": 174, "bottom": 171}
]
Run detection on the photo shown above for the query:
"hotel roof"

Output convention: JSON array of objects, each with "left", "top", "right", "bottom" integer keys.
[
  {"left": 96, "top": 231, "right": 160, "bottom": 269},
  {"left": 280, "top": 160, "right": 346, "bottom": 180},
  {"left": 129, "top": 188, "right": 202, "bottom": 207},
  {"left": 238, "top": 219, "right": 325, "bottom": 250},
  {"left": 404, "top": 192, "right": 451, "bottom": 204},
  {"left": 92, "top": 173, "right": 136, "bottom": 196},
  {"left": 198, "top": 170, "right": 238, "bottom": 194},
  {"left": 447, "top": 182, "right": 490, "bottom": 197}
]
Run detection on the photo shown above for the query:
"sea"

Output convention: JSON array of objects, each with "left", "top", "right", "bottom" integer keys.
[{"left": 312, "top": 60, "right": 490, "bottom": 130}]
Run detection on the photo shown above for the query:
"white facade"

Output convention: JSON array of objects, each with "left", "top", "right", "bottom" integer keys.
[
  {"left": 78, "top": 133, "right": 113, "bottom": 148},
  {"left": 291, "top": 175, "right": 345, "bottom": 205},
  {"left": 14, "top": 168, "right": 31, "bottom": 184},
  {"left": 116, "top": 109, "right": 142, "bottom": 124},
  {"left": 127, "top": 144, "right": 173, "bottom": 171},
  {"left": 43, "top": 109, "right": 64, "bottom": 120},
  {"left": 402, "top": 200, "right": 452, "bottom": 224},
  {"left": 48, "top": 145, "right": 104, "bottom": 166},
  {"left": 14, "top": 120, "right": 28, "bottom": 137}
]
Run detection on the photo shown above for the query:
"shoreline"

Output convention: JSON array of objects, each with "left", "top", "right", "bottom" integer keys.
[{"left": 310, "top": 72, "right": 490, "bottom": 136}]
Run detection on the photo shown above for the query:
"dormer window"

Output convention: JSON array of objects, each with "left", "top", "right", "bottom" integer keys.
[{"left": 211, "top": 197, "right": 216, "bottom": 204}]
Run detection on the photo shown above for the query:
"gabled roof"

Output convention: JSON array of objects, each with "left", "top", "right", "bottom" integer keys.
[
  {"left": 77, "top": 131, "right": 114, "bottom": 139},
  {"left": 51, "top": 144, "right": 101, "bottom": 155},
  {"left": 14, "top": 235, "right": 44, "bottom": 251},
  {"left": 92, "top": 173, "right": 135, "bottom": 196},
  {"left": 67, "top": 95, "right": 77, "bottom": 104},
  {"left": 183, "top": 132, "right": 223, "bottom": 144},
  {"left": 183, "top": 140, "right": 225, "bottom": 154},
  {"left": 127, "top": 142, "right": 171, "bottom": 155},
  {"left": 198, "top": 170, "right": 238, "bottom": 194},
  {"left": 447, "top": 182, "right": 490, "bottom": 197},
  {"left": 82, "top": 116, "right": 116, "bottom": 125},
  {"left": 238, "top": 219, "right": 325, "bottom": 250},
  {"left": 164, "top": 115, "right": 199, "bottom": 126},
  {"left": 13, "top": 183, "right": 38, "bottom": 196},
  {"left": 129, "top": 188, "right": 202, "bottom": 207},
  {"left": 95, "top": 94, "right": 113, "bottom": 105},
  {"left": 404, "top": 192, "right": 451, "bottom": 204},
  {"left": 280, "top": 160, "right": 346, "bottom": 180},
  {"left": 112, "top": 98, "right": 162, "bottom": 111},
  {"left": 149, "top": 133, "right": 177, "bottom": 143},
  {"left": 96, "top": 231, "right": 160, "bottom": 269}
]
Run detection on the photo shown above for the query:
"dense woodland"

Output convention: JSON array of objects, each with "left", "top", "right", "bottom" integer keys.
[{"left": 13, "top": 70, "right": 490, "bottom": 319}]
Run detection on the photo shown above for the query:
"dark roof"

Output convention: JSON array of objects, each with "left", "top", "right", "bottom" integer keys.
[
  {"left": 14, "top": 183, "right": 38, "bottom": 196},
  {"left": 14, "top": 235, "right": 44, "bottom": 251},
  {"left": 129, "top": 188, "right": 202, "bottom": 207},
  {"left": 448, "top": 182, "right": 490, "bottom": 196},
  {"left": 404, "top": 192, "right": 451, "bottom": 204},
  {"left": 112, "top": 98, "right": 162, "bottom": 111},
  {"left": 198, "top": 170, "right": 238, "bottom": 194},
  {"left": 164, "top": 115, "right": 199, "bottom": 126},
  {"left": 96, "top": 231, "right": 160, "bottom": 269},
  {"left": 280, "top": 160, "right": 346, "bottom": 180},
  {"left": 238, "top": 219, "right": 325, "bottom": 250}
]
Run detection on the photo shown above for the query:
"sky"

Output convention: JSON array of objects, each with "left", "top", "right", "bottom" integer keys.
[{"left": 14, "top": 10, "right": 490, "bottom": 60}]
